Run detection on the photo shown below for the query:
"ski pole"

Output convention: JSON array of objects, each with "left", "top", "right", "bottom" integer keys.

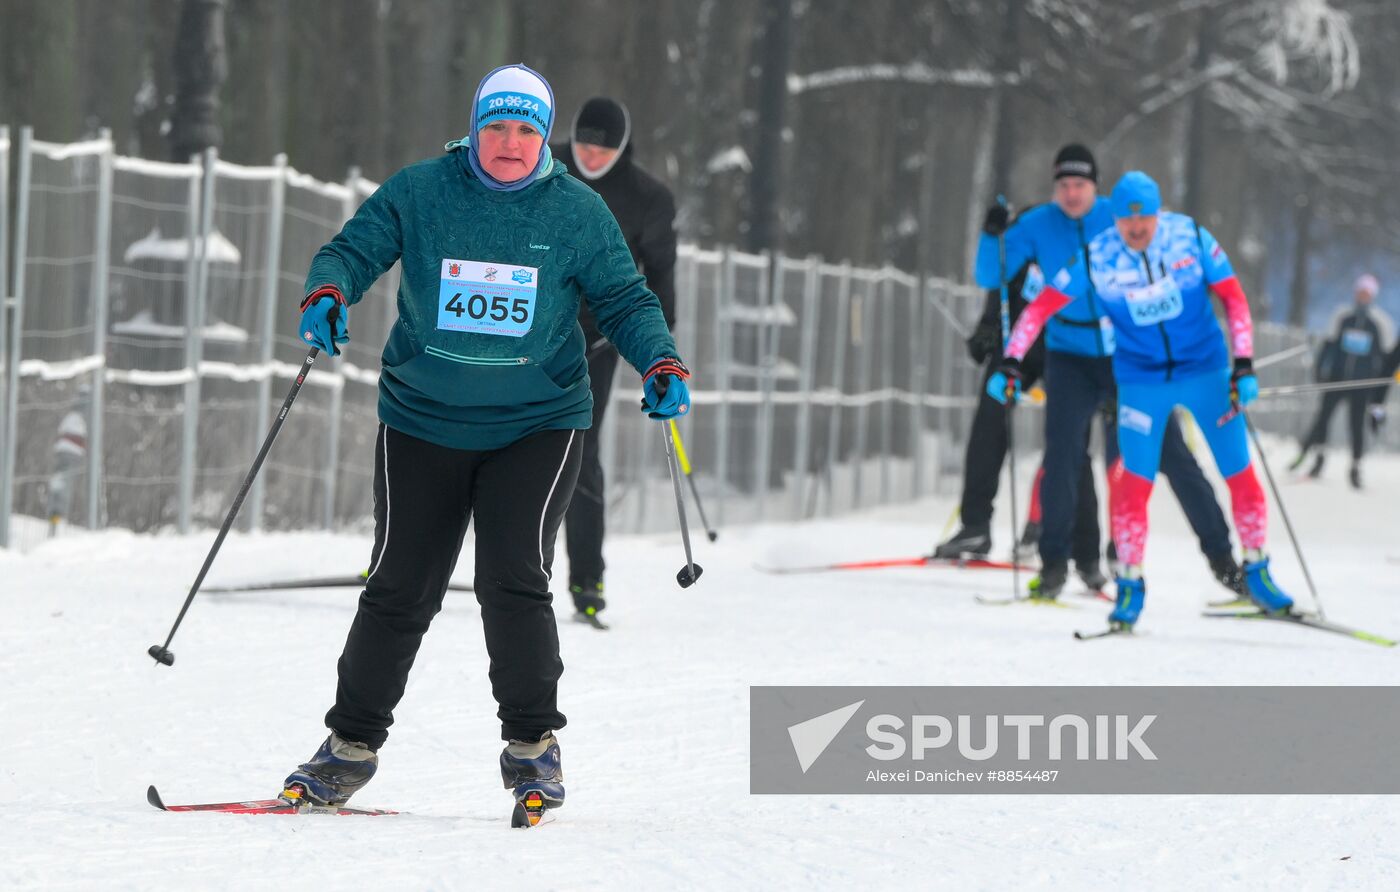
[
  {"left": 661, "top": 421, "right": 703, "bottom": 588},
  {"left": 995, "top": 195, "right": 1021, "bottom": 601},
  {"left": 668, "top": 418, "right": 718, "bottom": 542},
  {"left": 1251, "top": 342, "right": 1310, "bottom": 370},
  {"left": 1241, "top": 409, "right": 1325, "bottom": 620},
  {"left": 1257, "top": 374, "right": 1396, "bottom": 398},
  {"left": 148, "top": 320, "right": 333, "bottom": 667}
]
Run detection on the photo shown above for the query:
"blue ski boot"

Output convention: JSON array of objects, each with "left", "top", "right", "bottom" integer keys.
[
  {"left": 1242, "top": 554, "right": 1293, "bottom": 615},
  {"left": 502, "top": 731, "right": 563, "bottom": 828},
  {"left": 280, "top": 732, "right": 378, "bottom": 807},
  {"left": 1109, "top": 574, "right": 1146, "bottom": 629}
]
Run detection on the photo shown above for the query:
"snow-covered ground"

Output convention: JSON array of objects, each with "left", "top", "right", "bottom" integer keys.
[{"left": 3, "top": 441, "right": 1399, "bottom": 890}]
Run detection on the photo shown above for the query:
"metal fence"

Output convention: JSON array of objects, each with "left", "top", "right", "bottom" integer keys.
[{"left": 0, "top": 127, "right": 1333, "bottom": 553}]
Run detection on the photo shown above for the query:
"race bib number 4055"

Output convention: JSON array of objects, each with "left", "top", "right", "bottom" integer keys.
[
  {"left": 438, "top": 259, "right": 538, "bottom": 337},
  {"left": 1123, "top": 277, "right": 1184, "bottom": 327}
]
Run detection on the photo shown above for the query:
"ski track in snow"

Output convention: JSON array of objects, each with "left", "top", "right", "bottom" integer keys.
[{"left": 3, "top": 444, "right": 1400, "bottom": 890}]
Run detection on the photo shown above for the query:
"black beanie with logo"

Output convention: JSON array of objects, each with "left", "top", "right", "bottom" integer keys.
[{"left": 1052, "top": 144, "right": 1098, "bottom": 183}]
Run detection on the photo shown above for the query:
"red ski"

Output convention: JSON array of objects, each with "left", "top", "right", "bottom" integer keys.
[
  {"left": 754, "top": 555, "right": 1033, "bottom": 575},
  {"left": 146, "top": 785, "right": 396, "bottom": 816}
]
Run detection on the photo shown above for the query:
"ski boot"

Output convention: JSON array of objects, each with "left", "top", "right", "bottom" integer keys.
[
  {"left": 1014, "top": 521, "right": 1041, "bottom": 562},
  {"left": 933, "top": 525, "right": 991, "bottom": 560},
  {"left": 1208, "top": 552, "right": 1245, "bottom": 596},
  {"left": 1075, "top": 559, "right": 1109, "bottom": 594},
  {"left": 502, "top": 731, "right": 564, "bottom": 828},
  {"left": 1287, "top": 450, "right": 1310, "bottom": 473},
  {"left": 1028, "top": 560, "right": 1068, "bottom": 601},
  {"left": 1349, "top": 464, "right": 1362, "bottom": 490},
  {"left": 280, "top": 732, "right": 378, "bottom": 807},
  {"left": 1242, "top": 554, "right": 1293, "bottom": 615},
  {"left": 1109, "top": 573, "right": 1146, "bottom": 630},
  {"left": 1308, "top": 453, "right": 1325, "bottom": 479},
  {"left": 570, "top": 578, "right": 608, "bottom": 629}
]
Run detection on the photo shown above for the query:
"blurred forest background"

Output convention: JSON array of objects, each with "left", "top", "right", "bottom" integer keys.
[{"left": 3, "top": 0, "right": 1399, "bottom": 327}]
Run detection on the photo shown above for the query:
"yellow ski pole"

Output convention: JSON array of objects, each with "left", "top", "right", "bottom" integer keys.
[{"left": 669, "top": 419, "right": 718, "bottom": 541}]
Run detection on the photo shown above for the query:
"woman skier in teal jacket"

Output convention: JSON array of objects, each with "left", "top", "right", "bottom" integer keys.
[{"left": 279, "top": 63, "right": 689, "bottom": 827}]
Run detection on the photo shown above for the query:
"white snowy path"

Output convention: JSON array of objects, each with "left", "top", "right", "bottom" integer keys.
[{"left": 3, "top": 445, "right": 1400, "bottom": 890}]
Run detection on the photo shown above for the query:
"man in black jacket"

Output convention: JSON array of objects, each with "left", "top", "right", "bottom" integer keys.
[
  {"left": 935, "top": 257, "right": 1105, "bottom": 584},
  {"left": 1291, "top": 273, "right": 1395, "bottom": 488},
  {"left": 554, "top": 96, "right": 678, "bottom": 626}
]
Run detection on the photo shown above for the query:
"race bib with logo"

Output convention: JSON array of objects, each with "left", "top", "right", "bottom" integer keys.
[
  {"left": 437, "top": 259, "right": 538, "bottom": 337},
  {"left": 1340, "top": 328, "right": 1373, "bottom": 356},
  {"left": 1123, "top": 277, "right": 1184, "bottom": 327}
]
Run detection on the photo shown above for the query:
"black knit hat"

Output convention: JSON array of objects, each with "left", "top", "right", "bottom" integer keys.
[
  {"left": 573, "top": 97, "right": 631, "bottom": 150},
  {"left": 1053, "top": 144, "right": 1098, "bottom": 182}
]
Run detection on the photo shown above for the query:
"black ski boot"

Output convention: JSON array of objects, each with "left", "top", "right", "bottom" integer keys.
[
  {"left": 1350, "top": 464, "right": 1362, "bottom": 490},
  {"left": 1208, "top": 552, "right": 1244, "bottom": 595},
  {"left": 1308, "top": 453, "right": 1325, "bottom": 479},
  {"left": 934, "top": 525, "right": 991, "bottom": 559},
  {"left": 1075, "top": 560, "right": 1108, "bottom": 593},
  {"left": 570, "top": 578, "right": 608, "bottom": 629},
  {"left": 1015, "top": 521, "right": 1041, "bottom": 561},
  {"left": 281, "top": 732, "right": 378, "bottom": 807},
  {"left": 1029, "top": 560, "right": 1069, "bottom": 600}
]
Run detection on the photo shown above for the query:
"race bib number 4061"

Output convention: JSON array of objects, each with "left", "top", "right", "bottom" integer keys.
[
  {"left": 1123, "top": 277, "right": 1184, "bottom": 327},
  {"left": 438, "top": 259, "right": 538, "bottom": 337}
]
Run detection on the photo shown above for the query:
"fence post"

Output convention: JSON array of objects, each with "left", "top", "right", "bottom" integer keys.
[
  {"left": 714, "top": 245, "right": 733, "bottom": 526},
  {"left": 910, "top": 274, "right": 928, "bottom": 497},
  {"left": 851, "top": 281, "right": 872, "bottom": 510},
  {"left": 790, "top": 256, "right": 819, "bottom": 519},
  {"left": 819, "top": 262, "right": 851, "bottom": 517},
  {"left": 878, "top": 269, "right": 894, "bottom": 504},
  {"left": 0, "top": 127, "right": 32, "bottom": 549},
  {"left": 754, "top": 250, "right": 778, "bottom": 520},
  {"left": 0, "top": 127, "right": 9, "bottom": 546},
  {"left": 86, "top": 130, "right": 114, "bottom": 529},
  {"left": 247, "top": 153, "right": 286, "bottom": 533},
  {"left": 321, "top": 167, "right": 357, "bottom": 531},
  {"left": 178, "top": 147, "right": 216, "bottom": 533}
]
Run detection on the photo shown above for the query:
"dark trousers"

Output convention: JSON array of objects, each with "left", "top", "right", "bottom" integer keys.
[
  {"left": 1301, "top": 389, "right": 1368, "bottom": 461},
  {"left": 959, "top": 363, "right": 1099, "bottom": 563},
  {"left": 564, "top": 345, "right": 620, "bottom": 585},
  {"left": 326, "top": 424, "right": 582, "bottom": 747},
  {"left": 1039, "top": 351, "right": 1233, "bottom": 566}
]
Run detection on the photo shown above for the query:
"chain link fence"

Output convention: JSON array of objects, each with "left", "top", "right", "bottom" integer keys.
[{"left": 1, "top": 127, "right": 1332, "bottom": 554}]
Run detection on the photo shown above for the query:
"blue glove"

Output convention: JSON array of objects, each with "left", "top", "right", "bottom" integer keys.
[
  {"left": 300, "top": 290, "right": 349, "bottom": 355},
  {"left": 985, "top": 361, "right": 1022, "bottom": 405},
  {"left": 1231, "top": 358, "right": 1257, "bottom": 407},
  {"left": 641, "top": 358, "right": 691, "bottom": 420}
]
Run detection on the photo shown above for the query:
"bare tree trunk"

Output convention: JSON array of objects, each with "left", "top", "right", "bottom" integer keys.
[
  {"left": 746, "top": 0, "right": 793, "bottom": 254},
  {"left": 1181, "top": 8, "right": 1212, "bottom": 217},
  {"left": 1287, "top": 190, "right": 1313, "bottom": 327},
  {"left": 169, "top": 0, "right": 227, "bottom": 160}
]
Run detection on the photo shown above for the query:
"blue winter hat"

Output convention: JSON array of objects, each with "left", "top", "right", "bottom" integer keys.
[
  {"left": 462, "top": 63, "right": 556, "bottom": 192},
  {"left": 1111, "top": 171, "right": 1161, "bottom": 218}
]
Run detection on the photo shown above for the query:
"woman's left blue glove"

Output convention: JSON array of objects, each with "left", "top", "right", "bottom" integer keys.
[
  {"left": 1231, "top": 357, "right": 1258, "bottom": 407},
  {"left": 300, "top": 287, "right": 349, "bottom": 355},
  {"left": 641, "top": 358, "right": 691, "bottom": 420}
]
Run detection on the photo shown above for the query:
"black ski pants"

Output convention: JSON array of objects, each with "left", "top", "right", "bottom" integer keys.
[
  {"left": 959, "top": 362, "right": 1100, "bottom": 564},
  {"left": 564, "top": 344, "right": 620, "bottom": 585},
  {"left": 1300, "top": 388, "right": 1369, "bottom": 462},
  {"left": 326, "top": 424, "right": 582, "bottom": 747}
]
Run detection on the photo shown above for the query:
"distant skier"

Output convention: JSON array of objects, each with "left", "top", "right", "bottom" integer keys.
[
  {"left": 972, "top": 144, "right": 1240, "bottom": 598},
  {"left": 1289, "top": 273, "right": 1394, "bottom": 488},
  {"left": 989, "top": 171, "right": 1298, "bottom": 630},
  {"left": 551, "top": 96, "right": 678, "bottom": 627},
  {"left": 281, "top": 64, "right": 688, "bottom": 826}
]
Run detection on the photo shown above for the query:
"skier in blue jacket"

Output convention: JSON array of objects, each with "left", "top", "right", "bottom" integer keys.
[
  {"left": 990, "top": 171, "right": 1297, "bottom": 629},
  {"left": 970, "top": 144, "right": 1239, "bottom": 599},
  {"left": 278, "top": 64, "right": 689, "bottom": 826}
]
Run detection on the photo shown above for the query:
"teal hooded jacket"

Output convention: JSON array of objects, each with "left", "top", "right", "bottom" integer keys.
[{"left": 304, "top": 146, "right": 680, "bottom": 451}]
